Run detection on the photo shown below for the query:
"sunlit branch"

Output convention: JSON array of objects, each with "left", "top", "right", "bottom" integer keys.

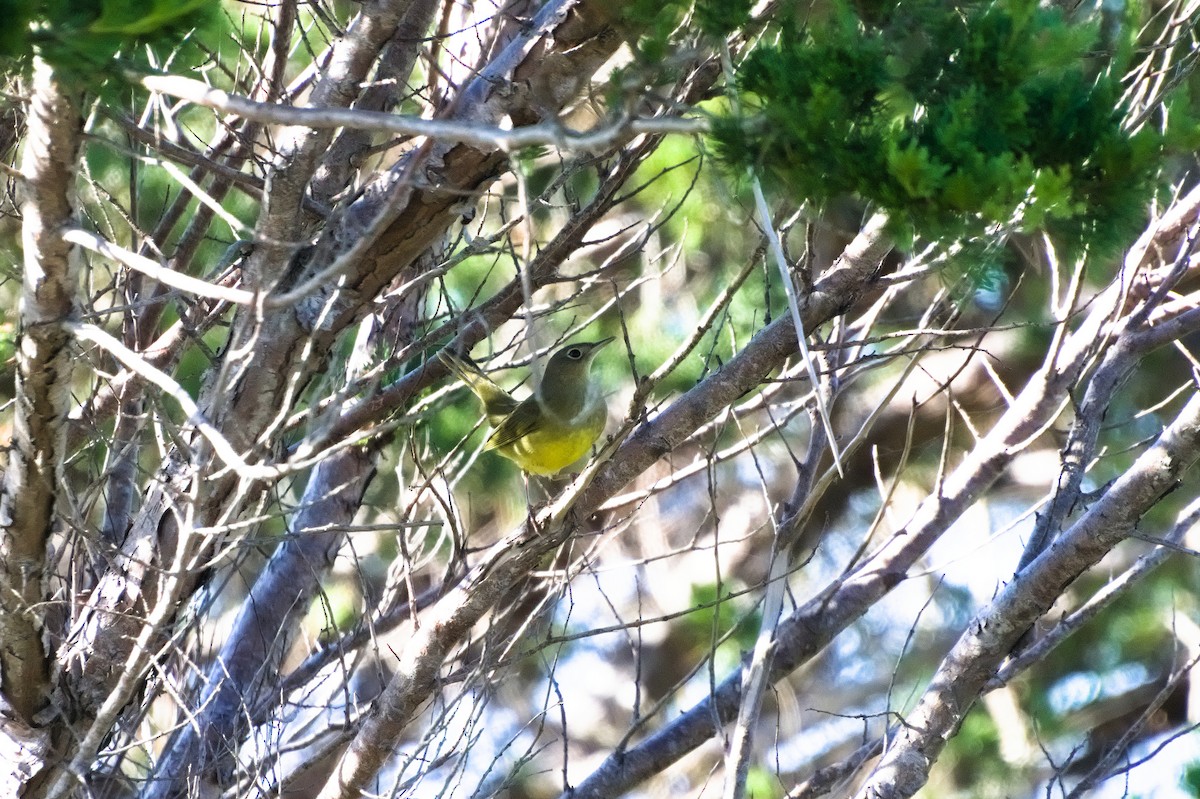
[{"left": 138, "top": 73, "right": 707, "bottom": 154}]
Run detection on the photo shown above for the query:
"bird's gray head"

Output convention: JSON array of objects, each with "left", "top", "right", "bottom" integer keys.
[{"left": 539, "top": 337, "right": 613, "bottom": 415}]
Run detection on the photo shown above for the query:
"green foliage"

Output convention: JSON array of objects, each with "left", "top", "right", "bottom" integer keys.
[
  {"left": 681, "top": 583, "right": 761, "bottom": 662},
  {"left": 712, "top": 0, "right": 1164, "bottom": 258},
  {"left": 944, "top": 706, "right": 1012, "bottom": 792},
  {"left": 87, "top": 0, "right": 211, "bottom": 35},
  {"left": 695, "top": 0, "right": 753, "bottom": 37},
  {"left": 0, "top": 0, "right": 218, "bottom": 81},
  {"left": 621, "top": 0, "right": 689, "bottom": 64},
  {"left": 1182, "top": 760, "right": 1200, "bottom": 797},
  {"left": 744, "top": 766, "right": 782, "bottom": 799},
  {"left": 0, "top": 0, "right": 35, "bottom": 57},
  {"left": 620, "top": 134, "right": 783, "bottom": 395},
  {"left": 620, "top": 0, "right": 751, "bottom": 58},
  {"left": 0, "top": 322, "right": 14, "bottom": 367}
]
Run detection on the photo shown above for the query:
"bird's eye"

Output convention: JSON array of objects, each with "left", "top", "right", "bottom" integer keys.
[{"left": 568, "top": 348, "right": 583, "bottom": 360}]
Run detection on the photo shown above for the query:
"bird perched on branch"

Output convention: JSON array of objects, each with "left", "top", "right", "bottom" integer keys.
[{"left": 439, "top": 338, "right": 612, "bottom": 476}]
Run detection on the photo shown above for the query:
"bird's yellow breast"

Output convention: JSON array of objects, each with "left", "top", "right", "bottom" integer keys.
[{"left": 489, "top": 410, "right": 605, "bottom": 476}]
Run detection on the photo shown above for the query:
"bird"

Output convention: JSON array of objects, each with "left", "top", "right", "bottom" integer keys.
[{"left": 439, "top": 338, "right": 613, "bottom": 476}]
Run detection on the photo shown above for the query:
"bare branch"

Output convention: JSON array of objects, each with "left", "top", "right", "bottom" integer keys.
[
  {"left": 146, "top": 447, "right": 378, "bottom": 799},
  {"left": 0, "top": 57, "right": 83, "bottom": 724},
  {"left": 854, "top": 391, "right": 1200, "bottom": 799},
  {"left": 63, "top": 228, "right": 258, "bottom": 305},
  {"left": 561, "top": 228, "right": 1186, "bottom": 799},
  {"left": 139, "top": 73, "right": 705, "bottom": 155}
]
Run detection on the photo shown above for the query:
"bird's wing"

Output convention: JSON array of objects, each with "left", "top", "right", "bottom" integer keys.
[{"left": 486, "top": 399, "right": 543, "bottom": 451}]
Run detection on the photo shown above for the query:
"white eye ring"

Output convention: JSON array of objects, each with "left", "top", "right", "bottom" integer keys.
[{"left": 568, "top": 348, "right": 583, "bottom": 359}]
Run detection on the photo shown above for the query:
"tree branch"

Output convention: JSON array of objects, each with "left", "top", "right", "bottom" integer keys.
[
  {"left": 140, "top": 73, "right": 704, "bottom": 155},
  {"left": 854, "top": 390, "right": 1200, "bottom": 799},
  {"left": 0, "top": 57, "right": 82, "bottom": 724},
  {"left": 560, "top": 226, "right": 1187, "bottom": 799},
  {"left": 146, "top": 447, "right": 378, "bottom": 799}
]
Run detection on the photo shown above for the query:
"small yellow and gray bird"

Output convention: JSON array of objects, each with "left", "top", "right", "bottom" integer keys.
[{"left": 439, "top": 338, "right": 613, "bottom": 476}]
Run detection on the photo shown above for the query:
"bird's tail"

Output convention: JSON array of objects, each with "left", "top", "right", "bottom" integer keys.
[{"left": 437, "top": 350, "right": 519, "bottom": 422}]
